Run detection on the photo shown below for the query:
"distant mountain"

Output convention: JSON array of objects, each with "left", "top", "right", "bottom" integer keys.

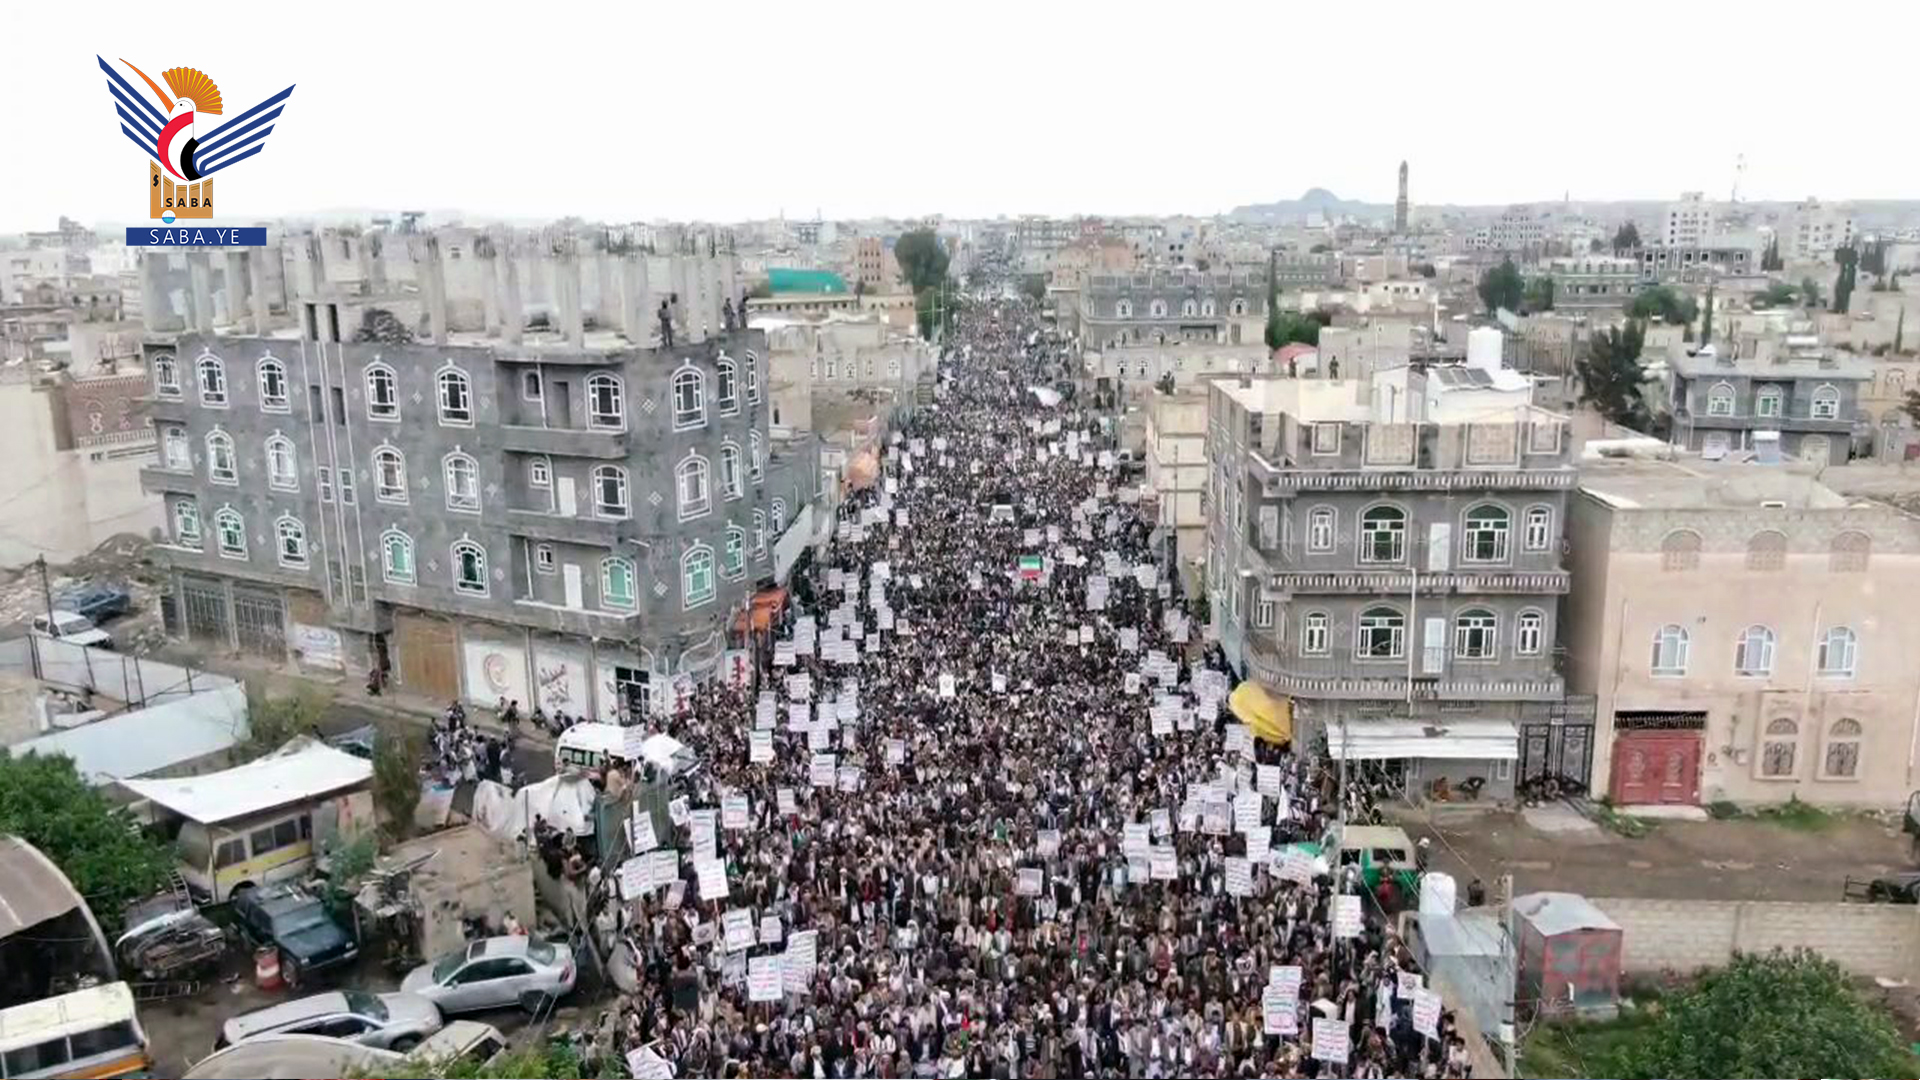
[{"left": 1230, "top": 189, "right": 1392, "bottom": 221}]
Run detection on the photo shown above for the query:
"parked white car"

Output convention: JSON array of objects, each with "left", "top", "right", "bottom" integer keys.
[
  {"left": 214, "top": 990, "right": 442, "bottom": 1054},
  {"left": 401, "top": 936, "right": 575, "bottom": 1015},
  {"left": 30, "top": 610, "right": 113, "bottom": 648}
]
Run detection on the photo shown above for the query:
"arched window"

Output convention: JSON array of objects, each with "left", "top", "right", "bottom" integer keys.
[
  {"left": 1356, "top": 606, "right": 1406, "bottom": 659},
  {"left": 1454, "top": 609, "right": 1498, "bottom": 659},
  {"left": 381, "top": 529, "right": 415, "bottom": 584},
  {"left": 214, "top": 508, "right": 246, "bottom": 558},
  {"left": 373, "top": 446, "right": 408, "bottom": 503},
  {"left": 256, "top": 357, "right": 289, "bottom": 411},
  {"left": 443, "top": 452, "right": 480, "bottom": 512},
  {"left": 1115, "top": 300, "right": 1132, "bottom": 319},
  {"left": 1300, "top": 611, "right": 1330, "bottom": 655},
  {"left": 586, "top": 372, "right": 625, "bottom": 430},
  {"left": 1705, "top": 381, "right": 1735, "bottom": 416},
  {"left": 772, "top": 498, "right": 788, "bottom": 535},
  {"left": 1661, "top": 529, "right": 1701, "bottom": 571},
  {"left": 1306, "top": 507, "right": 1336, "bottom": 552},
  {"left": 1810, "top": 383, "right": 1840, "bottom": 420},
  {"left": 265, "top": 435, "right": 297, "bottom": 491},
  {"left": 1359, "top": 505, "right": 1406, "bottom": 563},
  {"left": 197, "top": 353, "right": 227, "bottom": 406},
  {"left": 1230, "top": 298, "right": 1247, "bottom": 317},
  {"left": 365, "top": 363, "right": 399, "bottom": 420},
  {"left": 275, "top": 515, "right": 307, "bottom": 568},
  {"left": 724, "top": 525, "right": 746, "bottom": 578},
  {"left": 749, "top": 431, "right": 764, "bottom": 481},
  {"left": 1201, "top": 298, "right": 1216, "bottom": 317},
  {"left": 1149, "top": 299, "right": 1168, "bottom": 318},
  {"left": 1817, "top": 626, "right": 1858, "bottom": 677},
  {"left": 592, "top": 464, "right": 629, "bottom": 517},
  {"left": 1462, "top": 504, "right": 1511, "bottom": 563},
  {"left": 1523, "top": 506, "right": 1553, "bottom": 551},
  {"left": 752, "top": 510, "right": 767, "bottom": 555},
  {"left": 601, "top": 556, "right": 637, "bottom": 611},
  {"left": 437, "top": 367, "right": 473, "bottom": 425},
  {"left": 1745, "top": 530, "right": 1786, "bottom": 570},
  {"left": 682, "top": 544, "right": 716, "bottom": 608},
  {"left": 1651, "top": 624, "right": 1690, "bottom": 676},
  {"left": 161, "top": 426, "right": 189, "bottom": 470},
  {"left": 744, "top": 349, "right": 761, "bottom": 404},
  {"left": 1755, "top": 384, "right": 1784, "bottom": 418},
  {"left": 1761, "top": 717, "right": 1799, "bottom": 777},
  {"left": 1181, "top": 299, "right": 1198, "bottom": 317},
  {"left": 1734, "top": 624, "right": 1776, "bottom": 676},
  {"left": 451, "top": 540, "right": 488, "bottom": 595},
  {"left": 153, "top": 353, "right": 180, "bottom": 397},
  {"left": 677, "top": 454, "right": 711, "bottom": 519},
  {"left": 1829, "top": 531, "right": 1871, "bottom": 571},
  {"left": 1889, "top": 370, "right": 1909, "bottom": 397},
  {"left": 673, "top": 366, "right": 706, "bottom": 429},
  {"left": 1823, "top": 718, "right": 1863, "bottom": 779},
  {"left": 720, "top": 442, "right": 743, "bottom": 500},
  {"left": 206, "top": 431, "right": 237, "bottom": 484},
  {"left": 172, "top": 500, "right": 202, "bottom": 547},
  {"left": 716, "top": 356, "right": 739, "bottom": 415},
  {"left": 1515, "top": 610, "right": 1545, "bottom": 656}
]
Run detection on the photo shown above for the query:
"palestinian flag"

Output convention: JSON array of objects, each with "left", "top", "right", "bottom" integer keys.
[{"left": 1018, "top": 555, "right": 1044, "bottom": 580}]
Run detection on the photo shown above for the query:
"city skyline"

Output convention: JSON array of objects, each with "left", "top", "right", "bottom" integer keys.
[{"left": 12, "top": 0, "right": 1920, "bottom": 234}]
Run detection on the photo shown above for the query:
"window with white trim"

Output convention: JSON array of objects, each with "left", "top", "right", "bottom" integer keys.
[
  {"left": 257, "top": 357, "right": 289, "bottom": 412},
  {"left": 437, "top": 367, "right": 473, "bottom": 425},
  {"left": 1462, "top": 504, "right": 1511, "bottom": 563},
  {"left": 1523, "top": 506, "right": 1552, "bottom": 551},
  {"left": 534, "top": 544, "right": 555, "bottom": 574},
  {"left": 745, "top": 350, "right": 761, "bottom": 404},
  {"left": 1810, "top": 383, "right": 1840, "bottom": 420},
  {"left": 601, "top": 556, "right": 637, "bottom": 610},
  {"left": 1734, "top": 624, "right": 1775, "bottom": 676},
  {"left": 586, "top": 372, "right": 625, "bottom": 430},
  {"left": 682, "top": 544, "right": 715, "bottom": 608},
  {"left": 443, "top": 452, "right": 480, "bottom": 512},
  {"left": 1454, "top": 609, "right": 1497, "bottom": 658},
  {"left": 716, "top": 357, "right": 739, "bottom": 415},
  {"left": 337, "top": 468, "right": 354, "bottom": 505},
  {"left": 521, "top": 369, "right": 543, "bottom": 401},
  {"left": 382, "top": 530, "right": 415, "bottom": 584},
  {"left": 1705, "top": 381, "right": 1735, "bottom": 416},
  {"left": 677, "top": 455, "right": 711, "bottom": 519},
  {"left": 528, "top": 457, "right": 551, "bottom": 488},
  {"left": 1359, "top": 506, "right": 1406, "bottom": 563},
  {"left": 593, "top": 464, "right": 629, "bottom": 518},
  {"left": 724, "top": 525, "right": 745, "bottom": 578},
  {"left": 206, "top": 431, "right": 237, "bottom": 484},
  {"left": 1817, "top": 626, "right": 1858, "bottom": 677},
  {"left": 1651, "top": 624, "right": 1690, "bottom": 676},
  {"left": 318, "top": 467, "right": 333, "bottom": 503},
  {"left": 1306, "top": 507, "right": 1335, "bottom": 552},
  {"left": 153, "top": 353, "right": 180, "bottom": 397},
  {"left": 172, "top": 500, "right": 201, "bottom": 547},
  {"left": 162, "top": 426, "right": 189, "bottom": 470},
  {"left": 673, "top": 367, "right": 705, "bottom": 429},
  {"left": 1755, "top": 384, "right": 1783, "bottom": 418},
  {"left": 752, "top": 510, "right": 767, "bottom": 555},
  {"left": 721, "top": 443, "right": 743, "bottom": 500},
  {"left": 265, "top": 435, "right": 297, "bottom": 491},
  {"left": 275, "top": 516, "right": 308, "bottom": 568},
  {"left": 772, "top": 499, "right": 787, "bottom": 535},
  {"left": 214, "top": 508, "right": 246, "bottom": 558},
  {"left": 1760, "top": 717, "right": 1798, "bottom": 777},
  {"left": 197, "top": 354, "right": 227, "bottom": 406},
  {"left": 1822, "top": 718, "right": 1862, "bottom": 779},
  {"left": 1515, "top": 611, "right": 1544, "bottom": 656},
  {"left": 452, "top": 540, "right": 488, "bottom": 594},
  {"left": 373, "top": 447, "right": 408, "bottom": 503},
  {"left": 1357, "top": 606, "right": 1405, "bottom": 659},
  {"left": 1254, "top": 596, "right": 1275, "bottom": 628},
  {"left": 749, "top": 431, "right": 764, "bottom": 481},
  {"left": 1301, "top": 612, "right": 1329, "bottom": 655},
  {"left": 365, "top": 363, "right": 399, "bottom": 420}
]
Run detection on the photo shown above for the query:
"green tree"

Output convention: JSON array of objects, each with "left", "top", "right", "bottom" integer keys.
[
  {"left": 1267, "top": 312, "right": 1323, "bottom": 349},
  {"left": 0, "top": 752, "right": 172, "bottom": 929},
  {"left": 1612, "top": 222, "right": 1641, "bottom": 253},
  {"left": 1626, "top": 284, "right": 1698, "bottom": 326},
  {"left": 1862, "top": 238, "right": 1888, "bottom": 276},
  {"left": 1588, "top": 237, "right": 1605, "bottom": 253},
  {"left": 1761, "top": 236, "right": 1783, "bottom": 271},
  {"left": 1523, "top": 275, "right": 1556, "bottom": 313},
  {"left": 1698, "top": 283, "right": 1714, "bottom": 345},
  {"left": 351, "top": 1043, "right": 594, "bottom": 1078},
  {"left": 1309, "top": 242, "right": 1332, "bottom": 254},
  {"left": 1263, "top": 252, "right": 1284, "bottom": 351},
  {"left": 1897, "top": 305, "right": 1906, "bottom": 353},
  {"left": 1577, "top": 320, "right": 1651, "bottom": 430},
  {"left": 1753, "top": 281, "right": 1797, "bottom": 308},
  {"left": 373, "top": 728, "right": 424, "bottom": 839},
  {"left": 1021, "top": 275, "right": 1046, "bottom": 303},
  {"left": 241, "top": 688, "right": 328, "bottom": 759},
  {"left": 1832, "top": 245, "right": 1858, "bottom": 313},
  {"left": 892, "top": 229, "right": 949, "bottom": 295},
  {"left": 1618, "top": 951, "right": 1914, "bottom": 1079},
  {"left": 1800, "top": 276, "right": 1823, "bottom": 308},
  {"left": 1477, "top": 257, "right": 1524, "bottom": 314},
  {"left": 1903, "top": 387, "right": 1920, "bottom": 427}
]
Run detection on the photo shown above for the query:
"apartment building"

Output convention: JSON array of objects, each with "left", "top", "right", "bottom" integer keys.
[
  {"left": 1564, "top": 459, "right": 1920, "bottom": 808},
  {"left": 1143, "top": 387, "right": 1210, "bottom": 573},
  {"left": 1668, "top": 342, "right": 1870, "bottom": 465},
  {"left": 1661, "top": 193, "right": 1716, "bottom": 247},
  {"left": 1079, "top": 268, "right": 1269, "bottom": 351},
  {"left": 1786, "top": 199, "right": 1855, "bottom": 263},
  {"left": 139, "top": 242, "right": 809, "bottom": 721},
  {"left": 1207, "top": 369, "right": 1576, "bottom": 801},
  {"left": 1539, "top": 255, "right": 1641, "bottom": 311}
]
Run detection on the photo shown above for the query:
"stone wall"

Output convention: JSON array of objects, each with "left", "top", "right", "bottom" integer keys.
[{"left": 1590, "top": 896, "right": 1920, "bottom": 981}]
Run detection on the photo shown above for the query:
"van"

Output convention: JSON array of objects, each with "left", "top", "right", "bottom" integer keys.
[
  {"left": 29, "top": 611, "right": 113, "bottom": 649},
  {"left": 0, "top": 982, "right": 150, "bottom": 1079},
  {"left": 554, "top": 723, "right": 698, "bottom": 779},
  {"left": 1317, "top": 824, "right": 1421, "bottom": 894}
]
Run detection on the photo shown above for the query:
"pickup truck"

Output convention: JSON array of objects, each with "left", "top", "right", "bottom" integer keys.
[{"left": 30, "top": 610, "right": 114, "bottom": 649}]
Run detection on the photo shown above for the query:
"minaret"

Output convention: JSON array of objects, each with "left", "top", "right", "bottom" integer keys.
[{"left": 1395, "top": 160, "right": 1409, "bottom": 234}]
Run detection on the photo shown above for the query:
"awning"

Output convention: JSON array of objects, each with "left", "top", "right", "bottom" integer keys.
[
  {"left": 0, "top": 837, "right": 86, "bottom": 937},
  {"left": 1229, "top": 682, "right": 1292, "bottom": 746},
  {"left": 1327, "top": 720, "right": 1519, "bottom": 761},
  {"left": 122, "top": 737, "right": 373, "bottom": 824}
]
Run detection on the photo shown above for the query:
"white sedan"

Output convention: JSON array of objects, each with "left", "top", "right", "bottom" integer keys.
[{"left": 400, "top": 936, "right": 575, "bottom": 1015}]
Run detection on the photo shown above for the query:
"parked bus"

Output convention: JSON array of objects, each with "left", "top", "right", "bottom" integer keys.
[{"left": 0, "top": 982, "right": 150, "bottom": 1078}]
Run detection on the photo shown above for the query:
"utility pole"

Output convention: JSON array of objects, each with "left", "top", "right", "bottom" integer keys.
[
  {"left": 1498, "top": 872, "right": 1518, "bottom": 1078},
  {"left": 33, "top": 556, "right": 55, "bottom": 631}
]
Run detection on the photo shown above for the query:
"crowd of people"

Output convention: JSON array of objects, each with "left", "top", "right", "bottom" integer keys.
[
  {"left": 574, "top": 292, "right": 1473, "bottom": 1079},
  {"left": 424, "top": 701, "right": 518, "bottom": 789}
]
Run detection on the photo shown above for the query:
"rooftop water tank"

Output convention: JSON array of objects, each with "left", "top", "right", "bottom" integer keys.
[{"left": 1467, "top": 327, "right": 1503, "bottom": 370}]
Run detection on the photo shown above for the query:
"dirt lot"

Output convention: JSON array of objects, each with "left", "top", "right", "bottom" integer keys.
[{"left": 1405, "top": 806, "right": 1912, "bottom": 901}]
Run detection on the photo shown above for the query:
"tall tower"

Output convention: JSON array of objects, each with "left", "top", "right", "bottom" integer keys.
[{"left": 1395, "top": 160, "right": 1409, "bottom": 233}]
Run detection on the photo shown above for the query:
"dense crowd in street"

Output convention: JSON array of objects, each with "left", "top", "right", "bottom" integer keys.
[{"left": 583, "top": 294, "right": 1473, "bottom": 1078}]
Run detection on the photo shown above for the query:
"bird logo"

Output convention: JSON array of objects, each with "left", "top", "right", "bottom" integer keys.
[{"left": 98, "top": 56, "right": 294, "bottom": 223}]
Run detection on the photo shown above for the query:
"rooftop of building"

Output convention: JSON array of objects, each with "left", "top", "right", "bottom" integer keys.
[
  {"left": 766, "top": 268, "right": 850, "bottom": 295},
  {"left": 1577, "top": 455, "right": 1859, "bottom": 510},
  {"left": 1215, "top": 370, "right": 1560, "bottom": 425},
  {"left": 1669, "top": 344, "right": 1873, "bottom": 380}
]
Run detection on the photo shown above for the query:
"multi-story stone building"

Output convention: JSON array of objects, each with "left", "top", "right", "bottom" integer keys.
[
  {"left": 1207, "top": 371, "right": 1576, "bottom": 801},
  {"left": 1668, "top": 342, "right": 1870, "bottom": 464},
  {"left": 1785, "top": 199, "right": 1854, "bottom": 263},
  {"left": 1636, "top": 243, "right": 1757, "bottom": 284},
  {"left": 139, "top": 242, "right": 810, "bottom": 720},
  {"left": 1539, "top": 255, "right": 1641, "bottom": 311},
  {"left": 1661, "top": 192, "right": 1716, "bottom": 247},
  {"left": 1565, "top": 458, "right": 1920, "bottom": 808},
  {"left": 1271, "top": 253, "right": 1340, "bottom": 289},
  {"left": 1078, "top": 268, "right": 1269, "bottom": 350}
]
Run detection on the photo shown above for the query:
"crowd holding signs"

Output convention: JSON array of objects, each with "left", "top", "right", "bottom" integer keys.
[{"left": 586, "top": 297, "right": 1474, "bottom": 1078}]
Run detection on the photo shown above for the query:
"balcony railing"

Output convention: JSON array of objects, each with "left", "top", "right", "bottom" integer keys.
[
  {"left": 504, "top": 507, "right": 627, "bottom": 545},
  {"left": 138, "top": 464, "right": 198, "bottom": 495},
  {"left": 499, "top": 425, "right": 629, "bottom": 460},
  {"left": 1244, "top": 637, "right": 1563, "bottom": 702},
  {"left": 1251, "top": 466, "right": 1577, "bottom": 494},
  {"left": 1263, "top": 570, "right": 1571, "bottom": 595}
]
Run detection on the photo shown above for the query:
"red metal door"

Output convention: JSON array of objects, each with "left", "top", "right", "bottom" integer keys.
[{"left": 1610, "top": 732, "right": 1701, "bottom": 805}]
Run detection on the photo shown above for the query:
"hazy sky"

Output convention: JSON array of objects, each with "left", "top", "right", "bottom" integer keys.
[{"left": 12, "top": 0, "right": 1917, "bottom": 234}]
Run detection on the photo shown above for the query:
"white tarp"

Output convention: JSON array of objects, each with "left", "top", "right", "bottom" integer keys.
[
  {"left": 499, "top": 774, "right": 600, "bottom": 838},
  {"left": 1326, "top": 720, "right": 1519, "bottom": 762},
  {"left": 122, "top": 737, "right": 371, "bottom": 824}
]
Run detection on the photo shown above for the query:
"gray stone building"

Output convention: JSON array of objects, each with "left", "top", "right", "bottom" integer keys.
[
  {"left": 140, "top": 242, "right": 808, "bottom": 721},
  {"left": 1538, "top": 255, "right": 1641, "bottom": 312},
  {"left": 1079, "top": 268, "right": 1269, "bottom": 351},
  {"left": 1206, "top": 374, "right": 1577, "bottom": 800},
  {"left": 1668, "top": 346, "right": 1870, "bottom": 465}
]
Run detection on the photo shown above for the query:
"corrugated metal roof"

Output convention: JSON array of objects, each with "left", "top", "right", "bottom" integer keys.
[
  {"left": 11, "top": 690, "right": 245, "bottom": 785},
  {"left": 121, "top": 738, "right": 371, "bottom": 824},
  {"left": 1328, "top": 720, "right": 1518, "bottom": 761},
  {"left": 1421, "top": 910, "right": 1505, "bottom": 957},
  {"left": 767, "top": 268, "right": 850, "bottom": 295},
  {"left": 1515, "top": 891, "right": 1621, "bottom": 936},
  {"left": 0, "top": 837, "right": 84, "bottom": 937}
]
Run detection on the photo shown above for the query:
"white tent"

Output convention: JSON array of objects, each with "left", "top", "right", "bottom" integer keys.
[{"left": 491, "top": 774, "right": 600, "bottom": 841}]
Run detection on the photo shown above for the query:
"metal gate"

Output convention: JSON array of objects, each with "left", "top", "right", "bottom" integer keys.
[
  {"left": 1518, "top": 721, "right": 1595, "bottom": 797},
  {"left": 180, "top": 576, "right": 230, "bottom": 646},
  {"left": 232, "top": 588, "right": 287, "bottom": 659}
]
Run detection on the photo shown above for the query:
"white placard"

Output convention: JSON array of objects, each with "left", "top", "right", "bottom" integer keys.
[
  {"left": 648, "top": 849, "right": 679, "bottom": 890},
  {"left": 1269, "top": 965, "right": 1303, "bottom": 997},
  {"left": 1333, "top": 894, "right": 1363, "bottom": 938},
  {"left": 1257, "top": 764, "right": 1282, "bottom": 798},
  {"left": 886, "top": 738, "right": 906, "bottom": 765},
  {"left": 773, "top": 642, "right": 795, "bottom": 667},
  {"left": 760, "top": 914, "right": 783, "bottom": 944},
  {"left": 991, "top": 672, "right": 1007, "bottom": 694},
  {"left": 1234, "top": 789, "right": 1263, "bottom": 833},
  {"left": 1245, "top": 827, "right": 1271, "bottom": 865},
  {"left": 1123, "top": 822, "right": 1152, "bottom": 858},
  {"left": 630, "top": 808, "right": 659, "bottom": 853},
  {"left": 1124, "top": 672, "right": 1141, "bottom": 694},
  {"left": 748, "top": 954, "right": 784, "bottom": 1001},
  {"left": 939, "top": 673, "right": 956, "bottom": 698},
  {"left": 1398, "top": 970, "right": 1423, "bottom": 998},
  {"left": 722, "top": 908, "right": 755, "bottom": 952},
  {"left": 1150, "top": 846, "right": 1178, "bottom": 880},
  {"left": 755, "top": 696, "right": 777, "bottom": 729},
  {"left": 1278, "top": 849, "right": 1317, "bottom": 885},
  {"left": 618, "top": 856, "right": 649, "bottom": 899},
  {"left": 1312, "top": 1018, "right": 1351, "bottom": 1064},
  {"left": 788, "top": 703, "right": 811, "bottom": 731},
  {"left": 809, "top": 753, "right": 837, "bottom": 788},
  {"left": 1263, "top": 985, "right": 1297, "bottom": 1036},
  {"left": 837, "top": 765, "right": 863, "bottom": 792},
  {"left": 784, "top": 930, "right": 818, "bottom": 994},
  {"left": 1017, "top": 867, "right": 1044, "bottom": 896},
  {"left": 1225, "top": 856, "right": 1253, "bottom": 896},
  {"left": 690, "top": 810, "right": 718, "bottom": 861},
  {"left": 626, "top": 1046, "right": 674, "bottom": 1080},
  {"left": 750, "top": 729, "right": 774, "bottom": 764},
  {"left": 1412, "top": 988, "right": 1442, "bottom": 1038},
  {"left": 776, "top": 788, "right": 797, "bottom": 816},
  {"left": 697, "top": 859, "right": 729, "bottom": 901},
  {"left": 722, "top": 794, "right": 750, "bottom": 830},
  {"left": 787, "top": 673, "right": 812, "bottom": 701},
  {"left": 1037, "top": 829, "right": 1061, "bottom": 858}
]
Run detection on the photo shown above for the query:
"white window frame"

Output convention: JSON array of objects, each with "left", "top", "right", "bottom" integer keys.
[
  {"left": 451, "top": 539, "right": 488, "bottom": 595},
  {"left": 436, "top": 366, "right": 474, "bottom": 426},
  {"left": 318, "top": 466, "right": 334, "bottom": 503},
  {"left": 724, "top": 525, "right": 746, "bottom": 579},
  {"left": 749, "top": 432, "right": 764, "bottom": 481},
  {"left": 586, "top": 372, "right": 626, "bottom": 431},
  {"left": 721, "top": 442, "right": 744, "bottom": 500},
  {"left": 1306, "top": 507, "right": 1335, "bottom": 552},
  {"left": 365, "top": 363, "right": 400, "bottom": 421},
  {"left": 265, "top": 435, "right": 298, "bottom": 492},
  {"left": 373, "top": 446, "right": 409, "bottom": 504},
  {"left": 716, "top": 356, "right": 739, "bottom": 416},
  {"left": 1301, "top": 612, "right": 1330, "bottom": 655},
  {"left": 153, "top": 353, "right": 181, "bottom": 398},
  {"left": 206, "top": 430, "right": 237, "bottom": 485},
  {"left": 257, "top": 357, "right": 290, "bottom": 413},
  {"left": 1817, "top": 626, "right": 1858, "bottom": 678},
  {"left": 1515, "top": 611, "right": 1544, "bottom": 656},
  {"left": 1734, "top": 624, "right": 1776, "bottom": 676},
  {"left": 521, "top": 369, "right": 543, "bottom": 402},
  {"left": 1651, "top": 624, "right": 1690, "bottom": 676},
  {"left": 1356, "top": 607, "right": 1406, "bottom": 660},
  {"left": 677, "top": 454, "right": 711, "bottom": 520},
  {"left": 772, "top": 499, "right": 788, "bottom": 535},
  {"left": 682, "top": 544, "right": 716, "bottom": 608},
  {"left": 1523, "top": 506, "right": 1552, "bottom": 552},
  {"left": 1454, "top": 610, "right": 1497, "bottom": 659},
  {"left": 1810, "top": 383, "right": 1840, "bottom": 420},
  {"left": 1312, "top": 423, "right": 1342, "bottom": 455},
  {"left": 528, "top": 456, "right": 552, "bottom": 488},
  {"left": 443, "top": 452, "right": 481, "bottom": 513},
  {"left": 601, "top": 556, "right": 637, "bottom": 611},
  {"left": 162, "top": 426, "right": 189, "bottom": 470},
  {"left": 1462, "top": 504, "right": 1512, "bottom": 563},
  {"left": 275, "top": 515, "right": 308, "bottom": 568},
  {"left": 752, "top": 510, "right": 767, "bottom": 555},
  {"left": 1755, "top": 384, "right": 1783, "bottom": 418},
  {"left": 1254, "top": 596, "right": 1275, "bottom": 628},
  {"left": 744, "top": 350, "right": 761, "bottom": 404},
  {"left": 197, "top": 353, "right": 228, "bottom": 407},
  {"left": 173, "top": 500, "right": 201, "bottom": 547},
  {"left": 1359, "top": 505, "right": 1407, "bottom": 564},
  {"left": 1759, "top": 718, "right": 1799, "bottom": 778},
  {"left": 673, "top": 366, "right": 706, "bottom": 430},
  {"left": 593, "top": 464, "right": 630, "bottom": 518},
  {"left": 534, "top": 544, "right": 556, "bottom": 575},
  {"left": 1705, "top": 381, "right": 1735, "bottom": 417},
  {"left": 1821, "top": 718, "right": 1863, "bottom": 780},
  {"left": 214, "top": 508, "right": 246, "bottom": 559},
  {"left": 381, "top": 529, "right": 416, "bottom": 585},
  {"left": 337, "top": 468, "right": 354, "bottom": 506}
]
